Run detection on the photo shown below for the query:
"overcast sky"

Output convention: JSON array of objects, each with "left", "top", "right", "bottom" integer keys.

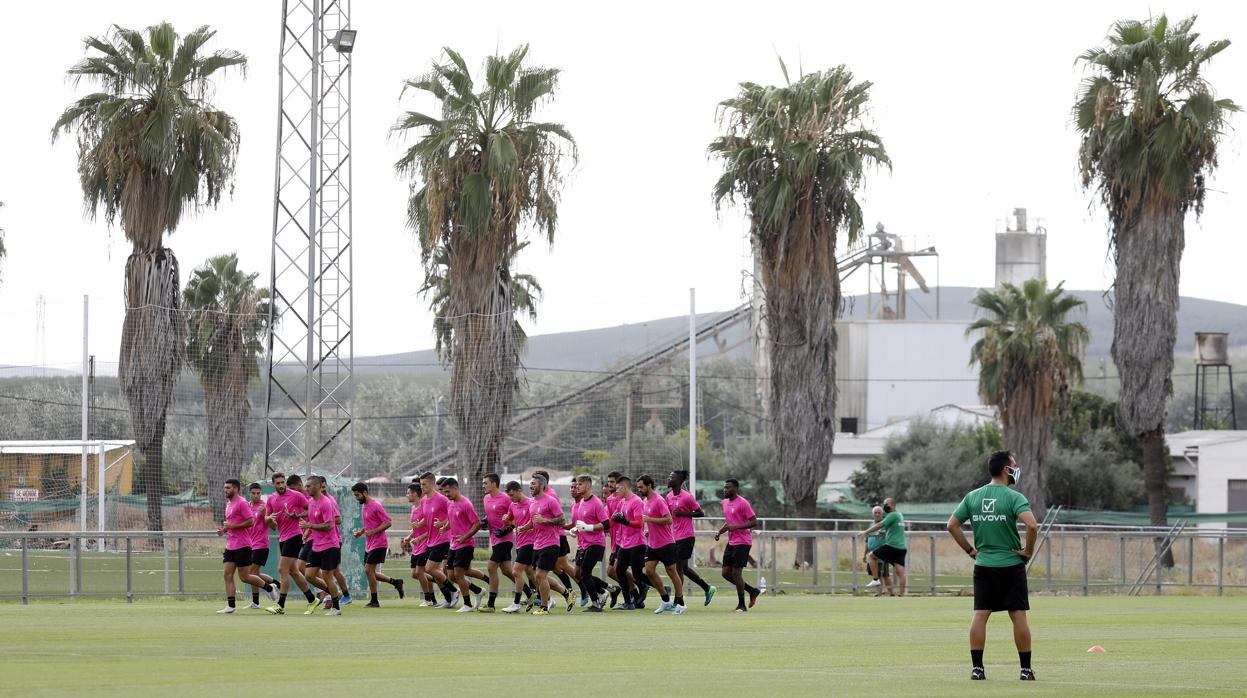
[{"left": 0, "top": 0, "right": 1242, "bottom": 369}]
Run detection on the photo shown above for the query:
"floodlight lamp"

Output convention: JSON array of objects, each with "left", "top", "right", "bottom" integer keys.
[{"left": 331, "top": 29, "right": 357, "bottom": 53}]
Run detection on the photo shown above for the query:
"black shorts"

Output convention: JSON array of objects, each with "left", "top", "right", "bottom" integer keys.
[
  {"left": 515, "top": 544, "right": 535, "bottom": 566},
  {"left": 250, "top": 547, "right": 270, "bottom": 567},
  {"left": 973, "top": 563, "right": 1030, "bottom": 612},
  {"left": 365, "top": 547, "right": 387, "bottom": 565},
  {"left": 223, "top": 547, "right": 252, "bottom": 565},
  {"left": 723, "top": 544, "right": 751, "bottom": 569},
  {"left": 307, "top": 547, "right": 341, "bottom": 572},
  {"left": 450, "top": 546, "right": 475, "bottom": 570},
  {"left": 618, "top": 545, "right": 646, "bottom": 570},
  {"left": 279, "top": 537, "right": 303, "bottom": 559},
  {"left": 559, "top": 535, "right": 571, "bottom": 557},
  {"left": 490, "top": 542, "right": 514, "bottom": 564},
  {"left": 676, "top": 536, "right": 696, "bottom": 562},
  {"left": 410, "top": 551, "right": 429, "bottom": 569},
  {"left": 427, "top": 542, "right": 451, "bottom": 563},
  {"left": 646, "top": 543, "right": 678, "bottom": 566},
  {"left": 298, "top": 540, "right": 314, "bottom": 562},
  {"left": 872, "top": 544, "right": 908, "bottom": 567},
  {"left": 535, "top": 545, "right": 560, "bottom": 572},
  {"left": 575, "top": 544, "right": 605, "bottom": 574}
]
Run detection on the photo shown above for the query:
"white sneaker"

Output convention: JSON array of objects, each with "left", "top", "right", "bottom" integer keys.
[
  {"left": 865, "top": 579, "right": 882, "bottom": 588},
  {"left": 501, "top": 603, "right": 522, "bottom": 614},
  {"left": 216, "top": 606, "right": 236, "bottom": 614},
  {"left": 473, "top": 589, "right": 485, "bottom": 608},
  {"left": 455, "top": 604, "right": 475, "bottom": 613},
  {"left": 654, "top": 601, "right": 674, "bottom": 614},
  {"left": 243, "top": 603, "right": 261, "bottom": 610},
  {"left": 418, "top": 599, "right": 434, "bottom": 607},
  {"left": 266, "top": 585, "right": 281, "bottom": 603},
  {"left": 433, "top": 600, "right": 451, "bottom": 609},
  {"left": 324, "top": 608, "right": 341, "bottom": 616},
  {"left": 449, "top": 590, "right": 461, "bottom": 607},
  {"left": 672, "top": 604, "right": 687, "bottom": 615}
]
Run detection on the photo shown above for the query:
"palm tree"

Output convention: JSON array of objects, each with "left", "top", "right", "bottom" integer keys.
[
  {"left": 183, "top": 254, "right": 270, "bottom": 521},
  {"left": 968, "top": 280, "right": 1089, "bottom": 517},
  {"left": 710, "top": 61, "right": 889, "bottom": 540},
  {"left": 0, "top": 202, "right": 7, "bottom": 284},
  {"left": 422, "top": 241, "right": 543, "bottom": 358},
  {"left": 52, "top": 24, "right": 246, "bottom": 530},
  {"left": 393, "top": 46, "right": 574, "bottom": 504},
  {"left": 1074, "top": 15, "right": 1238, "bottom": 542}
]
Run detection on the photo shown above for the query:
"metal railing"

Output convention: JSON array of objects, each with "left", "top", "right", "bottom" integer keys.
[{"left": 3, "top": 524, "right": 1245, "bottom": 603}]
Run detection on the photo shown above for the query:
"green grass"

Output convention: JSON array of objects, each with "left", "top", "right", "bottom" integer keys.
[{"left": 1, "top": 595, "right": 1246, "bottom": 696}]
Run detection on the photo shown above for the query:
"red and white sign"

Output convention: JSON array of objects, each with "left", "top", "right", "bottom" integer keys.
[{"left": 11, "top": 488, "right": 40, "bottom": 502}]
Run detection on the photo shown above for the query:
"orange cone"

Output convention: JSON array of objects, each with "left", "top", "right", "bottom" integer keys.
[{"left": 1087, "top": 645, "right": 1106, "bottom": 653}]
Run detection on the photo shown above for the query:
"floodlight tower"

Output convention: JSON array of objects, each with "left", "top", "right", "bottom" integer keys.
[{"left": 263, "top": 0, "right": 356, "bottom": 477}]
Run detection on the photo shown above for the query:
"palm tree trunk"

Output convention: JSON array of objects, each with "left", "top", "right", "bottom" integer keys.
[
  {"left": 203, "top": 365, "right": 250, "bottom": 522},
  {"left": 449, "top": 264, "right": 518, "bottom": 509},
  {"left": 760, "top": 218, "right": 839, "bottom": 568},
  {"left": 1002, "top": 420, "right": 1050, "bottom": 520},
  {"left": 120, "top": 248, "right": 185, "bottom": 532},
  {"left": 1111, "top": 208, "right": 1182, "bottom": 569}
]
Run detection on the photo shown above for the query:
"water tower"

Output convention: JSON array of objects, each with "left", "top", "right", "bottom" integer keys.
[
  {"left": 995, "top": 207, "right": 1047, "bottom": 288},
  {"left": 1193, "top": 332, "right": 1237, "bottom": 429}
]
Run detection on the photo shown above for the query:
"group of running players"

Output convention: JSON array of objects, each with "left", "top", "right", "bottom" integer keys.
[{"left": 216, "top": 468, "right": 763, "bottom": 617}]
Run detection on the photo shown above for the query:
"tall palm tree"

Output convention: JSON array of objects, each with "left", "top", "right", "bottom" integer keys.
[
  {"left": 422, "top": 240, "right": 543, "bottom": 358},
  {"left": 393, "top": 46, "right": 574, "bottom": 504},
  {"left": 52, "top": 24, "right": 246, "bottom": 530},
  {"left": 1074, "top": 15, "right": 1237, "bottom": 542},
  {"left": 183, "top": 254, "right": 270, "bottom": 521},
  {"left": 710, "top": 61, "right": 889, "bottom": 539},
  {"left": 968, "top": 279, "right": 1089, "bottom": 517}
]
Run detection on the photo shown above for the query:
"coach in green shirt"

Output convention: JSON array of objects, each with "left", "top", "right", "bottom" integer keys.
[
  {"left": 858, "top": 497, "right": 908, "bottom": 596},
  {"left": 947, "top": 450, "right": 1039, "bottom": 682}
]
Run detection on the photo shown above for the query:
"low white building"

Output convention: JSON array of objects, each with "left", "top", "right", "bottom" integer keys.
[{"left": 1166, "top": 430, "right": 1247, "bottom": 529}]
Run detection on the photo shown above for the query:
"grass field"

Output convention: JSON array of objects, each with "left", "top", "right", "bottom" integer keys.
[{"left": 2, "top": 595, "right": 1245, "bottom": 696}]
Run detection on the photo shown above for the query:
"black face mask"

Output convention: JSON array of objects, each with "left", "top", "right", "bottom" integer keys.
[{"left": 882, "top": 504, "right": 893, "bottom": 513}]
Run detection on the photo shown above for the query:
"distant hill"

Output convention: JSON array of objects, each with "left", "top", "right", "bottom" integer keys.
[{"left": 352, "top": 287, "right": 1247, "bottom": 374}]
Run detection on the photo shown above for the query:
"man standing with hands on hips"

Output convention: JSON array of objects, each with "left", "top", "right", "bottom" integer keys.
[{"left": 947, "top": 450, "right": 1039, "bottom": 682}]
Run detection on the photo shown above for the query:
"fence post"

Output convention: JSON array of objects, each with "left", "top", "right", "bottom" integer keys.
[
  {"left": 812, "top": 535, "right": 819, "bottom": 588},
  {"left": 1218, "top": 536, "right": 1224, "bottom": 597},
  {"left": 1045, "top": 533, "right": 1052, "bottom": 591},
  {"left": 21, "top": 537, "right": 28, "bottom": 605},
  {"left": 1119, "top": 535, "right": 1126, "bottom": 589},
  {"left": 1082, "top": 535, "right": 1089, "bottom": 597},
  {"left": 163, "top": 537, "right": 170, "bottom": 595},
  {"left": 126, "top": 537, "right": 133, "bottom": 603},
  {"left": 770, "top": 535, "right": 778, "bottom": 596},
  {"left": 1060, "top": 535, "right": 1066, "bottom": 579},
  {"left": 831, "top": 533, "right": 838, "bottom": 592},
  {"left": 930, "top": 534, "right": 937, "bottom": 596},
  {"left": 177, "top": 537, "right": 185, "bottom": 594},
  {"left": 1187, "top": 536, "right": 1194, "bottom": 588},
  {"left": 74, "top": 536, "right": 82, "bottom": 596},
  {"left": 851, "top": 534, "right": 858, "bottom": 595}
]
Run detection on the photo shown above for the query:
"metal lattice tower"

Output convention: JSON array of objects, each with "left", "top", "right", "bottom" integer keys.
[{"left": 264, "top": 0, "right": 355, "bottom": 477}]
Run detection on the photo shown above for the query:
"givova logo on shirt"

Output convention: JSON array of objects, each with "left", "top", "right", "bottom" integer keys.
[
  {"left": 982, "top": 499, "right": 996, "bottom": 513},
  {"left": 972, "top": 499, "right": 1007, "bottom": 523}
]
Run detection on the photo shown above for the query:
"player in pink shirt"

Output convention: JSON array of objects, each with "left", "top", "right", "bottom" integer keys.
[
  {"left": 324, "top": 491, "right": 355, "bottom": 606},
  {"left": 637, "top": 474, "right": 685, "bottom": 614},
  {"left": 299, "top": 475, "right": 344, "bottom": 615},
  {"left": 351, "top": 482, "right": 404, "bottom": 607},
  {"left": 480, "top": 473, "right": 519, "bottom": 612},
  {"left": 501, "top": 481, "right": 538, "bottom": 613},
  {"left": 444, "top": 478, "right": 488, "bottom": 612},
  {"left": 716, "top": 478, "right": 761, "bottom": 612},
  {"left": 243, "top": 483, "right": 279, "bottom": 609},
  {"left": 262, "top": 472, "right": 318, "bottom": 614},
  {"left": 666, "top": 469, "right": 716, "bottom": 606},
  {"left": 401, "top": 482, "right": 435, "bottom": 606},
  {"left": 568, "top": 474, "right": 611, "bottom": 611},
  {"left": 523, "top": 473, "right": 574, "bottom": 614},
  {"left": 609, "top": 475, "right": 651, "bottom": 610},
  {"left": 216, "top": 479, "right": 277, "bottom": 614},
  {"left": 603, "top": 472, "right": 626, "bottom": 607},
  {"left": 534, "top": 469, "right": 579, "bottom": 603},
  {"left": 421, "top": 473, "right": 460, "bottom": 608}
]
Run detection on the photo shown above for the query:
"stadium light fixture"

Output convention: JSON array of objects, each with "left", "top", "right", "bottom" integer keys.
[{"left": 331, "top": 29, "right": 357, "bottom": 53}]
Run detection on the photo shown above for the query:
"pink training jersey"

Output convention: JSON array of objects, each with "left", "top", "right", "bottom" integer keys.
[
  {"left": 544, "top": 488, "right": 568, "bottom": 539},
  {"left": 224, "top": 496, "right": 253, "bottom": 550},
  {"left": 721, "top": 495, "right": 756, "bottom": 546},
  {"left": 644, "top": 493, "right": 676, "bottom": 549},
  {"left": 508, "top": 496, "right": 535, "bottom": 548},
  {"left": 327, "top": 494, "right": 343, "bottom": 547},
  {"left": 530, "top": 494, "right": 563, "bottom": 551},
  {"left": 448, "top": 496, "right": 480, "bottom": 550},
  {"left": 424, "top": 491, "right": 451, "bottom": 547},
  {"left": 361, "top": 498, "right": 391, "bottom": 552},
  {"left": 606, "top": 494, "right": 622, "bottom": 551},
  {"left": 483, "top": 492, "right": 514, "bottom": 546},
  {"left": 266, "top": 487, "right": 309, "bottom": 543},
  {"left": 571, "top": 495, "right": 608, "bottom": 549},
  {"left": 665, "top": 488, "right": 699, "bottom": 541},
  {"left": 409, "top": 502, "right": 428, "bottom": 554},
  {"left": 250, "top": 501, "right": 270, "bottom": 550},
  {"left": 616, "top": 494, "right": 645, "bottom": 549},
  {"left": 308, "top": 494, "right": 339, "bottom": 552}
]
